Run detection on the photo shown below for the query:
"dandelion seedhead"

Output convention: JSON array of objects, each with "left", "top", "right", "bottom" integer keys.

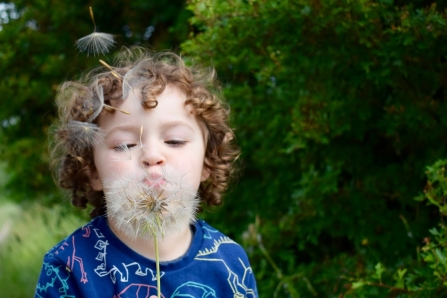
[
  {"left": 65, "top": 121, "right": 104, "bottom": 151},
  {"left": 75, "top": 7, "right": 115, "bottom": 56},
  {"left": 104, "top": 166, "right": 199, "bottom": 240}
]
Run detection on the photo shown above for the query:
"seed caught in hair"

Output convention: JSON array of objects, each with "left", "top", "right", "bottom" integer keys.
[
  {"left": 88, "top": 85, "right": 130, "bottom": 121},
  {"left": 99, "top": 59, "right": 121, "bottom": 79},
  {"left": 65, "top": 121, "right": 104, "bottom": 151}
]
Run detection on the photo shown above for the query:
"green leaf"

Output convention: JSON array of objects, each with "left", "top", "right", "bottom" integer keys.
[
  {"left": 373, "top": 263, "right": 385, "bottom": 283},
  {"left": 429, "top": 228, "right": 440, "bottom": 236},
  {"left": 352, "top": 281, "right": 366, "bottom": 289}
]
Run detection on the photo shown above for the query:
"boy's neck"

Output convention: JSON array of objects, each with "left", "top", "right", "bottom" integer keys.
[{"left": 108, "top": 220, "right": 193, "bottom": 262}]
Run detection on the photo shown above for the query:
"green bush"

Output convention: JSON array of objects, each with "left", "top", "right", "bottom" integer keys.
[
  {"left": 346, "top": 160, "right": 447, "bottom": 297},
  {"left": 183, "top": 0, "right": 447, "bottom": 296}
]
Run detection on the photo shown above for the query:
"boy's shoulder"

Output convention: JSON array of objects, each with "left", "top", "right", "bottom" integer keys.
[
  {"left": 190, "top": 220, "right": 258, "bottom": 297},
  {"left": 195, "top": 219, "right": 235, "bottom": 242},
  {"left": 44, "top": 216, "right": 108, "bottom": 261},
  {"left": 194, "top": 219, "right": 248, "bottom": 260}
]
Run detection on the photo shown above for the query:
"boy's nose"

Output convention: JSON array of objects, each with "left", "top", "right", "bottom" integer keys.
[{"left": 139, "top": 146, "right": 165, "bottom": 167}]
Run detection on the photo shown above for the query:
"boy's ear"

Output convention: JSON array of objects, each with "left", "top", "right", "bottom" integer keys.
[
  {"left": 201, "top": 164, "right": 210, "bottom": 182},
  {"left": 89, "top": 169, "right": 103, "bottom": 191}
]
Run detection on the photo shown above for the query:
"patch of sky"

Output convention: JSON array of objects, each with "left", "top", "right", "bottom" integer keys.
[
  {"left": 0, "top": 3, "right": 19, "bottom": 24},
  {"left": 0, "top": 2, "right": 20, "bottom": 31},
  {"left": 2, "top": 116, "right": 19, "bottom": 128},
  {"left": 26, "top": 19, "right": 38, "bottom": 30},
  {"left": 143, "top": 25, "right": 155, "bottom": 40}
]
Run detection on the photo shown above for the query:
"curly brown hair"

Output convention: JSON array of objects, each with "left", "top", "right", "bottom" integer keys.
[{"left": 50, "top": 49, "right": 240, "bottom": 218}]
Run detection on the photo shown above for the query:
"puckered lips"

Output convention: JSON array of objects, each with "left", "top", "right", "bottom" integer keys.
[{"left": 143, "top": 172, "right": 166, "bottom": 189}]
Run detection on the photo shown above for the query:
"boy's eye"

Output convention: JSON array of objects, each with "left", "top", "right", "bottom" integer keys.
[
  {"left": 113, "top": 143, "right": 137, "bottom": 152},
  {"left": 165, "top": 140, "right": 186, "bottom": 147}
]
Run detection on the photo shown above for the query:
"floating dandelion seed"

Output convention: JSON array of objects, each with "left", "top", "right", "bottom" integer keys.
[
  {"left": 65, "top": 120, "right": 104, "bottom": 151},
  {"left": 75, "top": 7, "right": 115, "bottom": 56},
  {"left": 76, "top": 32, "right": 115, "bottom": 56}
]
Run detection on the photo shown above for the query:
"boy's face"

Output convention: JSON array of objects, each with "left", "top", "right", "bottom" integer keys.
[{"left": 90, "top": 85, "right": 208, "bottom": 193}]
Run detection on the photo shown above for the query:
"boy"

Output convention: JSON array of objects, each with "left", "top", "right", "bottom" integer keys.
[{"left": 35, "top": 50, "right": 258, "bottom": 297}]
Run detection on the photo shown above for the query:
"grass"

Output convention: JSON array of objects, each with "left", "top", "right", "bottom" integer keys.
[
  {"left": 0, "top": 200, "right": 20, "bottom": 227},
  {"left": 0, "top": 200, "right": 85, "bottom": 297}
]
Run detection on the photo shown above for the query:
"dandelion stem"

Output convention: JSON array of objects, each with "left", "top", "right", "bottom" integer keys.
[
  {"left": 140, "top": 126, "right": 144, "bottom": 149},
  {"left": 155, "top": 216, "right": 162, "bottom": 298},
  {"left": 89, "top": 6, "right": 97, "bottom": 32}
]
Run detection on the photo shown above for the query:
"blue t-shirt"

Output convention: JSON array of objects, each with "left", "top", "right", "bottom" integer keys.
[{"left": 35, "top": 216, "right": 258, "bottom": 297}]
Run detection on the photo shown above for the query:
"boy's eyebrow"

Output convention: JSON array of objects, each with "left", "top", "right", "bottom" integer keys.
[
  {"left": 104, "top": 121, "right": 196, "bottom": 138},
  {"left": 160, "top": 120, "right": 195, "bottom": 132},
  {"left": 104, "top": 125, "right": 139, "bottom": 139}
]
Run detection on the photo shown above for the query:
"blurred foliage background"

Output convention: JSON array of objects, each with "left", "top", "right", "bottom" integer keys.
[{"left": 2, "top": 0, "right": 447, "bottom": 297}]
